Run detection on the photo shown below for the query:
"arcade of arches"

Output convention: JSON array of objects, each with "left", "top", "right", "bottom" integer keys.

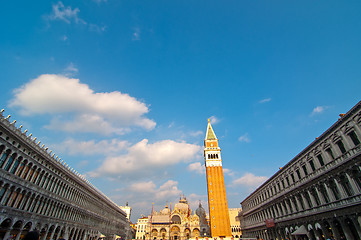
[
  {"left": 147, "top": 197, "right": 210, "bottom": 240},
  {"left": 240, "top": 101, "right": 361, "bottom": 240},
  {"left": 0, "top": 111, "right": 130, "bottom": 239}
]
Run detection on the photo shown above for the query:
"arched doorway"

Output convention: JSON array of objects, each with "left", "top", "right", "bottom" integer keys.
[
  {"left": 10, "top": 220, "right": 23, "bottom": 240},
  {"left": 192, "top": 228, "right": 200, "bottom": 238},
  {"left": 345, "top": 218, "right": 360, "bottom": 239},
  {"left": 333, "top": 219, "right": 346, "bottom": 239},
  {"left": 0, "top": 218, "right": 13, "bottom": 239},
  {"left": 152, "top": 229, "right": 158, "bottom": 240},
  {"left": 171, "top": 226, "right": 180, "bottom": 240},
  {"left": 160, "top": 228, "right": 167, "bottom": 240},
  {"left": 184, "top": 228, "right": 190, "bottom": 239}
]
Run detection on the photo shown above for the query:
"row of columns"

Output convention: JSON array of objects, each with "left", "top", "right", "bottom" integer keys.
[
  {"left": 0, "top": 143, "right": 127, "bottom": 227},
  {"left": 243, "top": 124, "right": 361, "bottom": 212},
  {"left": 1, "top": 219, "right": 100, "bottom": 240},
  {"left": 245, "top": 215, "right": 361, "bottom": 240},
  {"left": 244, "top": 166, "right": 361, "bottom": 227}
]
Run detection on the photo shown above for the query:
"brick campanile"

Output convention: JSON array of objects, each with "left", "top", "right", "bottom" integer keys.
[{"left": 204, "top": 120, "right": 232, "bottom": 238}]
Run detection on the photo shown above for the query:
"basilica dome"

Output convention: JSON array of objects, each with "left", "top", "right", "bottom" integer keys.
[
  {"left": 161, "top": 204, "right": 170, "bottom": 214},
  {"left": 196, "top": 202, "right": 206, "bottom": 217},
  {"left": 174, "top": 196, "right": 189, "bottom": 214}
]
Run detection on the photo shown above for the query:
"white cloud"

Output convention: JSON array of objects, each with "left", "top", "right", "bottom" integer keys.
[
  {"left": 311, "top": 106, "right": 328, "bottom": 116},
  {"left": 54, "top": 138, "right": 129, "bottom": 156},
  {"left": 187, "top": 162, "right": 205, "bottom": 175},
  {"left": 132, "top": 27, "right": 140, "bottom": 41},
  {"left": 232, "top": 173, "right": 267, "bottom": 188},
  {"left": 186, "top": 193, "right": 209, "bottom": 212},
  {"left": 131, "top": 181, "right": 157, "bottom": 193},
  {"left": 64, "top": 62, "right": 78, "bottom": 76},
  {"left": 223, "top": 168, "right": 235, "bottom": 177},
  {"left": 130, "top": 180, "right": 182, "bottom": 201},
  {"left": 48, "top": 1, "right": 85, "bottom": 24},
  {"left": 46, "top": 2, "right": 106, "bottom": 33},
  {"left": 89, "top": 24, "right": 107, "bottom": 33},
  {"left": 259, "top": 98, "right": 272, "bottom": 103},
  {"left": 209, "top": 116, "right": 219, "bottom": 124},
  {"left": 90, "top": 139, "right": 202, "bottom": 177},
  {"left": 238, "top": 133, "right": 250, "bottom": 143},
  {"left": 10, "top": 74, "right": 156, "bottom": 134},
  {"left": 45, "top": 114, "right": 130, "bottom": 135}
]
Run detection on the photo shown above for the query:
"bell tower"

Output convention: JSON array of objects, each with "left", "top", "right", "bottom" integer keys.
[{"left": 204, "top": 119, "right": 232, "bottom": 238}]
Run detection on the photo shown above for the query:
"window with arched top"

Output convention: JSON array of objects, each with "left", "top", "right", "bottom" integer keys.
[
  {"left": 171, "top": 215, "right": 181, "bottom": 224},
  {"left": 0, "top": 149, "right": 11, "bottom": 168}
]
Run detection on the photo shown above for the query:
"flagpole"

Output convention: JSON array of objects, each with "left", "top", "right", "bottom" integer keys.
[
  {"left": 150, "top": 203, "right": 154, "bottom": 240},
  {"left": 169, "top": 202, "right": 172, "bottom": 240}
]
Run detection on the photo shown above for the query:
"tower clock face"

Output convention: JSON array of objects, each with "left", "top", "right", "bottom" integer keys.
[{"left": 210, "top": 143, "right": 213, "bottom": 147}]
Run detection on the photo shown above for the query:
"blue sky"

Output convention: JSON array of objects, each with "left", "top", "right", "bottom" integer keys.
[{"left": 1, "top": 0, "right": 360, "bottom": 222}]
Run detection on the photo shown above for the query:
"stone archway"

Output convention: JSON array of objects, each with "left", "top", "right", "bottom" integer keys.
[
  {"left": 314, "top": 223, "right": 325, "bottom": 240},
  {"left": 10, "top": 220, "right": 23, "bottom": 240},
  {"left": 53, "top": 226, "right": 62, "bottom": 240},
  {"left": 192, "top": 228, "right": 200, "bottom": 238},
  {"left": 171, "top": 226, "right": 180, "bottom": 240},
  {"left": 344, "top": 217, "right": 361, "bottom": 240},
  {"left": 160, "top": 228, "right": 167, "bottom": 240},
  {"left": 332, "top": 219, "right": 346, "bottom": 239},
  {"left": 184, "top": 228, "right": 190, "bottom": 239},
  {"left": 152, "top": 229, "right": 158, "bottom": 240},
  {"left": 307, "top": 224, "right": 316, "bottom": 240},
  {"left": 0, "top": 218, "right": 13, "bottom": 239},
  {"left": 22, "top": 222, "right": 32, "bottom": 239}
]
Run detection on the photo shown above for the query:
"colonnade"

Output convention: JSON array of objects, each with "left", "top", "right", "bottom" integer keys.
[
  {"left": 0, "top": 113, "right": 130, "bottom": 240},
  {"left": 0, "top": 218, "right": 100, "bottom": 240},
  {"left": 246, "top": 215, "right": 361, "bottom": 240},
  {"left": 240, "top": 101, "right": 361, "bottom": 240}
]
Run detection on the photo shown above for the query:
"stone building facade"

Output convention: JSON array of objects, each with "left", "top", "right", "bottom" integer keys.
[
  {"left": 240, "top": 101, "right": 361, "bottom": 240},
  {"left": 228, "top": 208, "right": 241, "bottom": 238},
  {"left": 147, "top": 197, "right": 210, "bottom": 240},
  {"left": 0, "top": 110, "right": 130, "bottom": 240},
  {"left": 136, "top": 217, "right": 149, "bottom": 240}
]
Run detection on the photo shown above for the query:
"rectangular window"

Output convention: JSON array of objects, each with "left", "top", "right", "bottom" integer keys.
[
  {"left": 302, "top": 165, "right": 308, "bottom": 176},
  {"left": 336, "top": 140, "right": 346, "bottom": 154},
  {"left": 296, "top": 169, "right": 301, "bottom": 180},
  {"left": 326, "top": 148, "right": 335, "bottom": 160},
  {"left": 291, "top": 173, "right": 295, "bottom": 183},
  {"left": 317, "top": 155, "right": 325, "bottom": 166},
  {"left": 286, "top": 177, "right": 290, "bottom": 186},
  {"left": 330, "top": 183, "right": 340, "bottom": 200},
  {"left": 309, "top": 160, "right": 316, "bottom": 171},
  {"left": 320, "top": 186, "right": 330, "bottom": 203},
  {"left": 348, "top": 131, "right": 360, "bottom": 146}
]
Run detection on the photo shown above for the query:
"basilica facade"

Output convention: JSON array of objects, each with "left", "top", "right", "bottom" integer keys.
[
  {"left": 0, "top": 110, "right": 131, "bottom": 240},
  {"left": 147, "top": 196, "right": 210, "bottom": 240}
]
